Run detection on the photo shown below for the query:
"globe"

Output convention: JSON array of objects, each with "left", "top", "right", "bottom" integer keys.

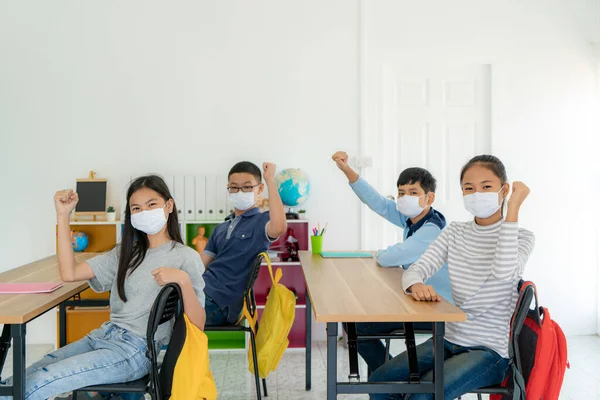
[
  {"left": 71, "top": 231, "right": 89, "bottom": 252},
  {"left": 275, "top": 168, "right": 311, "bottom": 207}
]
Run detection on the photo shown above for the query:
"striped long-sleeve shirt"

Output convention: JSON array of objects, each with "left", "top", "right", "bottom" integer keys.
[{"left": 402, "top": 220, "right": 535, "bottom": 358}]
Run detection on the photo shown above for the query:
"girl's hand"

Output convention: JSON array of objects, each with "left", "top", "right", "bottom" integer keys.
[
  {"left": 408, "top": 283, "right": 441, "bottom": 302},
  {"left": 508, "top": 181, "right": 530, "bottom": 209},
  {"left": 54, "top": 190, "right": 79, "bottom": 217},
  {"left": 152, "top": 267, "right": 190, "bottom": 287}
]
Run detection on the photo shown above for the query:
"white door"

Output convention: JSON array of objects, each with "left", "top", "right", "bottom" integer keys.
[{"left": 362, "top": 63, "right": 492, "bottom": 251}]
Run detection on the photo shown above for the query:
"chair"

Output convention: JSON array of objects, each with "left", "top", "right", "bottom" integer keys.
[
  {"left": 457, "top": 280, "right": 535, "bottom": 400},
  {"left": 73, "top": 283, "right": 184, "bottom": 400},
  {"left": 204, "top": 253, "right": 268, "bottom": 399}
]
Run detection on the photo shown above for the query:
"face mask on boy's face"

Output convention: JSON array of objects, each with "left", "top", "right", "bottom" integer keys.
[
  {"left": 463, "top": 188, "right": 504, "bottom": 219},
  {"left": 229, "top": 191, "right": 256, "bottom": 211},
  {"left": 396, "top": 195, "right": 426, "bottom": 218}
]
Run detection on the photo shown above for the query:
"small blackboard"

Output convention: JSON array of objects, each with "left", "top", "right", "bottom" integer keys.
[{"left": 75, "top": 181, "right": 107, "bottom": 212}]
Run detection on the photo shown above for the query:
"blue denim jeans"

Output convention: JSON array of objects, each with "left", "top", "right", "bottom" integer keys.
[
  {"left": 368, "top": 338, "right": 510, "bottom": 400},
  {"left": 204, "top": 294, "right": 230, "bottom": 326},
  {"left": 0, "top": 322, "right": 151, "bottom": 400}
]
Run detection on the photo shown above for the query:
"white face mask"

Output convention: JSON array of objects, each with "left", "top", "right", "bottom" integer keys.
[
  {"left": 131, "top": 204, "right": 168, "bottom": 235},
  {"left": 463, "top": 189, "right": 503, "bottom": 219},
  {"left": 229, "top": 192, "right": 256, "bottom": 211},
  {"left": 396, "top": 195, "right": 426, "bottom": 218}
]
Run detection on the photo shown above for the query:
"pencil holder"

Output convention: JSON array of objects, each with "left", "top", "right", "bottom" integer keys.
[{"left": 311, "top": 235, "right": 323, "bottom": 255}]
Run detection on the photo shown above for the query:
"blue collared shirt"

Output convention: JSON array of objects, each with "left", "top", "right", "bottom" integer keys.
[
  {"left": 202, "top": 207, "right": 273, "bottom": 322},
  {"left": 350, "top": 177, "right": 452, "bottom": 302}
]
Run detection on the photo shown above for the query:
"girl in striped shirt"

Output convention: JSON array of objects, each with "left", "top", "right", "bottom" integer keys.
[{"left": 369, "top": 155, "right": 535, "bottom": 400}]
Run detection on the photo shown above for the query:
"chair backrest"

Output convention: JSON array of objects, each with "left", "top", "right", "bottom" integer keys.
[
  {"left": 509, "top": 280, "right": 536, "bottom": 373},
  {"left": 145, "top": 284, "right": 184, "bottom": 400},
  {"left": 241, "top": 253, "right": 266, "bottom": 318}
]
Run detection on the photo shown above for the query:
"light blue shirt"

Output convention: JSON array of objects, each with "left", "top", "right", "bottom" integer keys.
[{"left": 350, "top": 177, "right": 453, "bottom": 302}]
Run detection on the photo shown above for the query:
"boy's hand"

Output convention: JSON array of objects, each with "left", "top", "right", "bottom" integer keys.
[
  {"left": 263, "top": 162, "right": 276, "bottom": 181},
  {"left": 508, "top": 181, "right": 530, "bottom": 209},
  {"left": 54, "top": 190, "right": 78, "bottom": 217},
  {"left": 332, "top": 151, "right": 350, "bottom": 170},
  {"left": 408, "top": 283, "right": 441, "bottom": 302},
  {"left": 152, "top": 267, "right": 190, "bottom": 287}
]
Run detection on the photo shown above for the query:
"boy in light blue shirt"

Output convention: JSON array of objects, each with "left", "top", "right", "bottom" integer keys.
[{"left": 332, "top": 151, "right": 451, "bottom": 373}]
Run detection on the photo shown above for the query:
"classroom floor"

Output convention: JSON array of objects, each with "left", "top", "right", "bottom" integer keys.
[{"left": 1, "top": 335, "right": 598, "bottom": 399}]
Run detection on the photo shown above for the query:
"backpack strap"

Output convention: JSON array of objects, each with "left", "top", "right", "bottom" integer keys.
[
  {"left": 263, "top": 251, "right": 283, "bottom": 286},
  {"left": 241, "top": 297, "right": 258, "bottom": 335},
  {"left": 240, "top": 252, "right": 276, "bottom": 335}
]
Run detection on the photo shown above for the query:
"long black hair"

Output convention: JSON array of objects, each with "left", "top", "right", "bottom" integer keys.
[{"left": 117, "top": 175, "right": 183, "bottom": 302}]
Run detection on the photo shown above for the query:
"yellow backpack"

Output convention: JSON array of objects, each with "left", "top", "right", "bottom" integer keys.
[
  {"left": 243, "top": 252, "right": 296, "bottom": 379},
  {"left": 165, "top": 314, "right": 218, "bottom": 400}
]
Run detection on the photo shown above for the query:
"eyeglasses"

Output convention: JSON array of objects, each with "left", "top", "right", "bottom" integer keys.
[{"left": 227, "top": 184, "right": 260, "bottom": 193}]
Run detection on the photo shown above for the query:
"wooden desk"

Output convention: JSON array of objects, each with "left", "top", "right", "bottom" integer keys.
[
  {"left": 299, "top": 251, "right": 466, "bottom": 400},
  {"left": 0, "top": 253, "right": 97, "bottom": 400}
]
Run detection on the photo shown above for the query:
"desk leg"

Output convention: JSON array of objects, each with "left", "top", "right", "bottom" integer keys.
[
  {"left": 326, "top": 322, "right": 338, "bottom": 400},
  {"left": 0, "top": 324, "right": 10, "bottom": 380},
  {"left": 12, "top": 324, "right": 26, "bottom": 400},
  {"left": 433, "top": 322, "right": 445, "bottom": 400},
  {"left": 59, "top": 303, "right": 67, "bottom": 348},
  {"left": 305, "top": 293, "right": 312, "bottom": 391}
]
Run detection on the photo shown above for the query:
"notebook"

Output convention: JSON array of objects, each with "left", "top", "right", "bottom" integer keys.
[
  {"left": 320, "top": 252, "right": 373, "bottom": 259},
  {"left": 0, "top": 282, "right": 64, "bottom": 294}
]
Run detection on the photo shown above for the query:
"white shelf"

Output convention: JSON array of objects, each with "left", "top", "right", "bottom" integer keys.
[
  {"left": 261, "top": 262, "right": 302, "bottom": 267},
  {"left": 183, "top": 220, "right": 226, "bottom": 224},
  {"left": 182, "top": 219, "right": 309, "bottom": 224},
  {"left": 66, "top": 220, "right": 121, "bottom": 225}
]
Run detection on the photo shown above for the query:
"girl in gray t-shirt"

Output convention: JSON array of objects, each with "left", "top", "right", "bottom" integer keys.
[{"left": 0, "top": 175, "right": 206, "bottom": 400}]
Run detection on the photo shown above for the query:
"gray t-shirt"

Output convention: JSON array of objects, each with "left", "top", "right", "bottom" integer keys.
[{"left": 87, "top": 241, "right": 205, "bottom": 345}]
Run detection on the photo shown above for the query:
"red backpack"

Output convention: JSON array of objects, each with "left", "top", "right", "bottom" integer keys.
[{"left": 491, "top": 281, "right": 569, "bottom": 400}]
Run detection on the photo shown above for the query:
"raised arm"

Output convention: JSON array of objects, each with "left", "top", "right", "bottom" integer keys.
[
  {"left": 54, "top": 190, "right": 95, "bottom": 282},
  {"left": 491, "top": 182, "right": 535, "bottom": 281},
  {"left": 263, "top": 162, "right": 287, "bottom": 239},
  {"left": 332, "top": 151, "right": 407, "bottom": 228}
]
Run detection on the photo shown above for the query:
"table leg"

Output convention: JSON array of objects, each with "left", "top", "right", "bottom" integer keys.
[
  {"left": 0, "top": 324, "right": 10, "bottom": 381},
  {"left": 12, "top": 324, "right": 26, "bottom": 400},
  {"left": 327, "top": 322, "right": 338, "bottom": 400},
  {"left": 305, "top": 293, "right": 312, "bottom": 391},
  {"left": 433, "top": 322, "right": 445, "bottom": 399},
  {"left": 59, "top": 303, "right": 67, "bottom": 348},
  {"left": 345, "top": 322, "right": 360, "bottom": 381}
]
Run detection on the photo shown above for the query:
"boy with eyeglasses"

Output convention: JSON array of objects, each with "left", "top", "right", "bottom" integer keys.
[{"left": 201, "top": 161, "right": 287, "bottom": 326}]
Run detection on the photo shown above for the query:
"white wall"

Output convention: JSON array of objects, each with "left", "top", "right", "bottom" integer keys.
[
  {"left": 0, "top": 0, "right": 359, "bottom": 344},
  {"left": 0, "top": 0, "right": 598, "bottom": 345},
  {"left": 363, "top": 0, "right": 600, "bottom": 336}
]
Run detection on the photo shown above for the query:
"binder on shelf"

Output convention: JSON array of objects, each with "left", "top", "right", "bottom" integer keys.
[
  {"left": 215, "top": 175, "right": 228, "bottom": 220},
  {"left": 226, "top": 195, "right": 235, "bottom": 216},
  {"left": 194, "top": 175, "right": 207, "bottom": 221},
  {"left": 205, "top": 175, "right": 218, "bottom": 220},
  {"left": 173, "top": 176, "right": 185, "bottom": 219},
  {"left": 184, "top": 176, "right": 195, "bottom": 221}
]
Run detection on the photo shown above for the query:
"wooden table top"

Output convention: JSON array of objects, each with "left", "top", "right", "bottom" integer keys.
[
  {"left": 0, "top": 253, "right": 98, "bottom": 324},
  {"left": 299, "top": 251, "right": 466, "bottom": 324}
]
